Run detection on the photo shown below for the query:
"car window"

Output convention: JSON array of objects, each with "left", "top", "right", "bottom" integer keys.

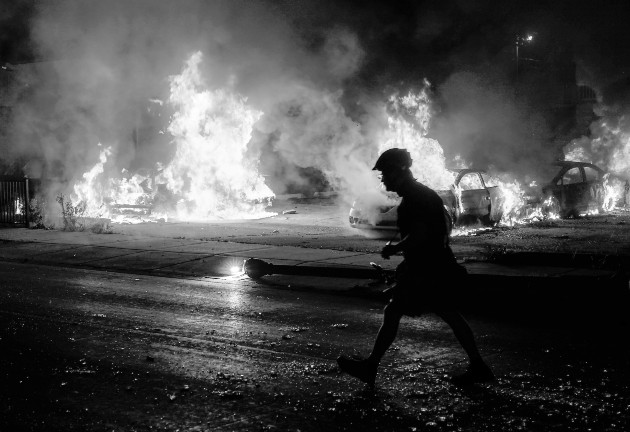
[
  {"left": 459, "top": 173, "right": 484, "bottom": 190},
  {"left": 584, "top": 167, "right": 600, "bottom": 182},
  {"left": 561, "top": 167, "right": 583, "bottom": 185}
]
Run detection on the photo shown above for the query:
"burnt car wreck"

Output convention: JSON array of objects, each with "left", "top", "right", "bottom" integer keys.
[
  {"left": 349, "top": 168, "right": 505, "bottom": 232},
  {"left": 532, "top": 160, "right": 624, "bottom": 219}
]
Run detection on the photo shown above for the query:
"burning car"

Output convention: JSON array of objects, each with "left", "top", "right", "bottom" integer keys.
[
  {"left": 536, "top": 160, "right": 618, "bottom": 218},
  {"left": 348, "top": 168, "right": 505, "bottom": 232}
]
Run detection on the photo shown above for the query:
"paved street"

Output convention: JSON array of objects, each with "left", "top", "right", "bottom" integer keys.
[
  {"left": 2, "top": 260, "right": 629, "bottom": 432},
  {"left": 1, "top": 199, "right": 630, "bottom": 431}
]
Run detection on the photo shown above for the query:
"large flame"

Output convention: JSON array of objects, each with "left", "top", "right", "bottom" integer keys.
[
  {"left": 68, "top": 52, "right": 275, "bottom": 223},
  {"left": 380, "top": 86, "right": 456, "bottom": 191},
  {"left": 71, "top": 144, "right": 112, "bottom": 219},
  {"left": 159, "top": 51, "right": 274, "bottom": 220},
  {"left": 491, "top": 176, "right": 527, "bottom": 225}
]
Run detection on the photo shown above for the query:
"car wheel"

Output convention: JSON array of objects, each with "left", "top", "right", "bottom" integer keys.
[
  {"left": 479, "top": 213, "right": 492, "bottom": 226},
  {"left": 485, "top": 205, "right": 503, "bottom": 226}
]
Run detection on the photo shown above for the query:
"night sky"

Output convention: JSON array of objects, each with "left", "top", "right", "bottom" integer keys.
[{"left": 3, "top": 1, "right": 630, "bottom": 89}]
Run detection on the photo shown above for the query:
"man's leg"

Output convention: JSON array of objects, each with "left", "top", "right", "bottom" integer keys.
[
  {"left": 337, "top": 302, "right": 404, "bottom": 387},
  {"left": 435, "top": 310, "right": 483, "bottom": 363},
  {"left": 436, "top": 310, "right": 495, "bottom": 384},
  {"left": 366, "top": 302, "right": 404, "bottom": 363}
]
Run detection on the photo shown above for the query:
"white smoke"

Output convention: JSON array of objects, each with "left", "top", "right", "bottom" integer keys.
[
  {"left": 564, "top": 104, "right": 630, "bottom": 176},
  {"left": 431, "top": 70, "right": 558, "bottom": 185}
]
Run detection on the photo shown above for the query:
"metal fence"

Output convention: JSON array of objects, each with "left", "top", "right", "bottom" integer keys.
[{"left": 0, "top": 176, "right": 30, "bottom": 227}]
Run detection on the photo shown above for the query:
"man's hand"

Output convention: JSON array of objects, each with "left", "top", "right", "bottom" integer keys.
[{"left": 381, "top": 243, "right": 398, "bottom": 259}]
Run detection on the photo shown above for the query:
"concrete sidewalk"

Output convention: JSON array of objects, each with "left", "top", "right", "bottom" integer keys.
[{"left": 0, "top": 226, "right": 628, "bottom": 312}]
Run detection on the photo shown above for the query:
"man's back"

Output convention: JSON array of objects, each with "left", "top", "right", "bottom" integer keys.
[{"left": 397, "top": 179, "right": 452, "bottom": 265}]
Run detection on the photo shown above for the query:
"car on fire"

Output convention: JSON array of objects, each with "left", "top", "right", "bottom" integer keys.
[
  {"left": 534, "top": 160, "right": 613, "bottom": 218},
  {"left": 348, "top": 168, "right": 505, "bottom": 233}
]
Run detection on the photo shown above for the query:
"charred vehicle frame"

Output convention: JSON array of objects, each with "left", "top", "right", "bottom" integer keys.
[{"left": 539, "top": 161, "right": 609, "bottom": 218}]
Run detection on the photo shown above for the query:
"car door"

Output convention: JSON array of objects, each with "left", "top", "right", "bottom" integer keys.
[
  {"left": 558, "top": 166, "right": 589, "bottom": 215},
  {"left": 583, "top": 165, "right": 605, "bottom": 212},
  {"left": 481, "top": 172, "right": 504, "bottom": 222},
  {"left": 456, "top": 171, "right": 490, "bottom": 218}
]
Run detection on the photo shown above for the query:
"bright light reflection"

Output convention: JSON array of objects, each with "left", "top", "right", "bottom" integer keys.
[
  {"left": 221, "top": 258, "right": 245, "bottom": 310},
  {"left": 230, "top": 265, "right": 242, "bottom": 275},
  {"left": 222, "top": 258, "right": 245, "bottom": 277}
]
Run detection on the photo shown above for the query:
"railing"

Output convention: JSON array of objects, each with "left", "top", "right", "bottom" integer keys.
[{"left": 0, "top": 176, "right": 30, "bottom": 227}]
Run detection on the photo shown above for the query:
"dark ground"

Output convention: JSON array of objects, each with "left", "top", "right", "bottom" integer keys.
[{"left": 1, "top": 199, "right": 629, "bottom": 431}]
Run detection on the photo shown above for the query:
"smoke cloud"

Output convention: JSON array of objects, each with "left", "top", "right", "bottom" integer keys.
[
  {"left": 431, "top": 69, "right": 557, "bottom": 184},
  {"left": 6, "top": 0, "right": 383, "bottom": 210}
]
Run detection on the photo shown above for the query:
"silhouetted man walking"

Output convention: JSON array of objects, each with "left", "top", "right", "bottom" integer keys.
[{"left": 337, "top": 148, "right": 494, "bottom": 387}]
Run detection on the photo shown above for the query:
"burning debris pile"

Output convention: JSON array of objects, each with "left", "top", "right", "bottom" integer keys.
[{"left": 67, "top": 52, "right": 275, "bottom": 224}]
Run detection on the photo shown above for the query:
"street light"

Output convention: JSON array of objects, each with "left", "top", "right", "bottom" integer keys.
[{"left": 515, "top": 32, "right": 537, "bottom": 94}]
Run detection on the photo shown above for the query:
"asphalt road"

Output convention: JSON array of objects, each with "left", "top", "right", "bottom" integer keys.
[{"left": 1, "top": 262, "right": 629, "bottom": 431}]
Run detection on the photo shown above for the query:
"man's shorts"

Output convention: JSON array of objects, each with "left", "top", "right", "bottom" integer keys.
[{"left": 388, "top": 260, "right": 467, "bottom": 316}]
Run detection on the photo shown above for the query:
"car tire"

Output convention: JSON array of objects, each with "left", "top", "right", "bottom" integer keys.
[{"left": 484, "top": 206, "right": 503, "bottom": 226}]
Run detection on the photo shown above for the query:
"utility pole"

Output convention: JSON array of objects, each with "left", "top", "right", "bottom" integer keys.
[{"left": 515, "top": 35, "right": 520, "bottom": 86}]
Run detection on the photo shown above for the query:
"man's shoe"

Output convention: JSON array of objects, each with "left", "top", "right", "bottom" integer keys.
[
  {"left": 450, "top": 361, "right": 495, "bottom": 386},
  {"left": 337, "top": 355, "right": 377, "bottom": 388}
]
